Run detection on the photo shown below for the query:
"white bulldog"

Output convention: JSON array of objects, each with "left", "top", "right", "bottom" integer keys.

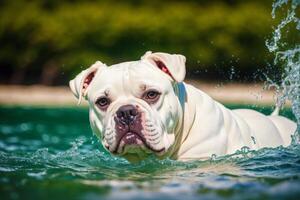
[{"left": 69, "top": 51, "right": 297, "bottom": 162}]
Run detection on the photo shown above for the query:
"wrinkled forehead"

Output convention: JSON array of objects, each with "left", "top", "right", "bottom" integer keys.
[
  {"left": 127, "top": 61, "right": 171, "bottom": 86},
  {"left": 89, "top": 61, "right": 172, "bottom": 97}
]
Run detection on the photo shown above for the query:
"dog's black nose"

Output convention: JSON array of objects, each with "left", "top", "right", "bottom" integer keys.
[{"left": 116, "top": 105, "right": 138, "bottom": 125}]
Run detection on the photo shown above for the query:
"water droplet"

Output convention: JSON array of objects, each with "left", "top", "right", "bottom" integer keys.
[
  {"left": 229, "top": 66, "right": 235, "bottom": 80},
  {"left": 241, "top": 146, "right": 250, "bottom": 154},
  {"left": 251, "top": 136, "right": 256, "bottom": 144},
  {"left": 211, "top": 154, "right": 217, "bottom": 161}
]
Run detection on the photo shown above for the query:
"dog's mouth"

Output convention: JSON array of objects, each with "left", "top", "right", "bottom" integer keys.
[{"left": 112, "top": 131, "right": 165, "bottom": 155}]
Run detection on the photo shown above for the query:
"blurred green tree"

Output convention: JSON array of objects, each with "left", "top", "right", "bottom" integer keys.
[{"left": 0, "top": 0, "right": 281, "bottom": 85}]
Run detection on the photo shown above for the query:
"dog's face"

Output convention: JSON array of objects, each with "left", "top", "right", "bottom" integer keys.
[{"left": 69, "top": 52, "right": 186, "bottom": 162}]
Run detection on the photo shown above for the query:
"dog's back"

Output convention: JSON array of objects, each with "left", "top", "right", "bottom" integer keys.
[
  {"left": 267, "top": 115, "right": 297, "bottom": 145},
  {"left": 233, "top": 109, "right": 296, "bottom": 147}
]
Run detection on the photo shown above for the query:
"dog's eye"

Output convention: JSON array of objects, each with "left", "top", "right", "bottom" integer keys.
[
  {"left": 143, "top": 90, "right": 161, "bottom": 103},
  {"left": 96, "top": 97, "right": 110, "bottom": 110}
]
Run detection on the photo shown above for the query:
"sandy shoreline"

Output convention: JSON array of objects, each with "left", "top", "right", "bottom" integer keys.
[{"left": 0, "top": 81, "right": 279, "bottom": 107}]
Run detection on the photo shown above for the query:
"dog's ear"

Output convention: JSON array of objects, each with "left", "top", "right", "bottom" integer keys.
[
  {"left": 141, "top": 51, "right": 186, "bottom": 82},
  {"left": 69, "top": 61, "right": 106, "bottom": 104}
]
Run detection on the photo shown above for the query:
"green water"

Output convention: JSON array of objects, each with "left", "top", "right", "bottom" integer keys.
[{"left": 0, "top": 106, "right": 299, "bottom": 200}]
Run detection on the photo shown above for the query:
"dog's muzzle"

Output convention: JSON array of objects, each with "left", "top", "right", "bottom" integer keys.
[{"left": 110, "top": 104, "right": 164, "bottom": 154}]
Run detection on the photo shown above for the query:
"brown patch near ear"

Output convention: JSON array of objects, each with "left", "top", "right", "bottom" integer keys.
[
  {"left": 154, "top": 60, "right": 174, "bottom": 79},
  {"left": 140, "top": 84, "right": 147, "bottom": 91},
  {"left": 83, "top": 71, "right": 96, "bottom": 91}
]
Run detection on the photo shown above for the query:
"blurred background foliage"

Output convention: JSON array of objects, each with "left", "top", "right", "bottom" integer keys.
[{"left": 0, "top": 0, "right": 291, "bottom": 85}]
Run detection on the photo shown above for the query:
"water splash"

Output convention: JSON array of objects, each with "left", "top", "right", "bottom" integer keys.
[{"left": 266, "top": 0, "right": 300, "bottom": 142}]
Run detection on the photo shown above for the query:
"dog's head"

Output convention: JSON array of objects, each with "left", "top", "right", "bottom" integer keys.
[{"left": 69, "top": 52, "right": 186, "bottom": 162}]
